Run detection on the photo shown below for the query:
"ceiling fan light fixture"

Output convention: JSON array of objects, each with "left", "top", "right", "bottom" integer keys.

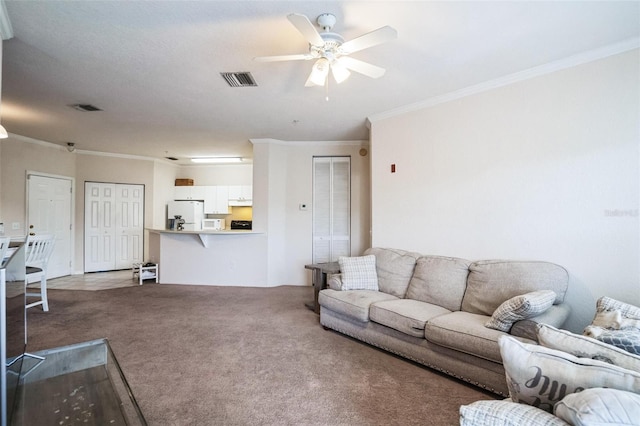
[
  {"left": 309, "top": 58, "right": 330, "bottom": 86},
  {"left": 331, "top": 62, "right": 351, "bottom": 84}
]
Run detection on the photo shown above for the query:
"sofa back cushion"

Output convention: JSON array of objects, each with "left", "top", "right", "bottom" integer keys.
[
  {"left": 364, "top": 248, "right": 420, "bottom": 298},
  {"left": 405, "top": 255, "right": 470, "bottom": 311},
  {"left": 461, "top": 260, "right": 569, "bottom": 316}
]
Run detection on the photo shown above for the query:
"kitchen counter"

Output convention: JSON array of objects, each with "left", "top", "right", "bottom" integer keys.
[
  {"left": 147, "top": 228, "right": 262, "bottom": 247},
  {"left": 147, "top": 228, "right": 268, "bottom": 286}
]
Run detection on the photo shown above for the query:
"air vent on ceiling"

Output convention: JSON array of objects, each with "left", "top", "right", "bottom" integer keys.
[
  {"left": 165, "top": 157, "right": 179, "bottom": 161},
  {"left": 221, "top": 72, "right": 257, "bottom": 87},
  {"left": 70, "top": 103, "right": 102, "bottom": 112}
]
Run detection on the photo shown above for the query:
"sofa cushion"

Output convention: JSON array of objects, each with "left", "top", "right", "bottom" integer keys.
[
  {"left": 424, "top": 311, "right": 515, "bottom": 363},
  {"left": 537, "top": 324, "right": 640, "bottom": 373},
  {"left": 318, "top": 289, "right": 398, "bottom": 323},
  {"left": 404, "top": 255, "right": 470, "bottom": 311},
  {"left": 499, "top": 335, "right": 640, "bottom": 413},
  {"left": 554, "top": 388, "right": 640, "bottom": 426},
  {"left": 369, "top": 299, "right": 451, "bottom": 338},
  {"left": 485, "top": 290, "right": 556, "bottom": 332},
  {"left": 364, "top": 248, "right": 420, "bottom": 298},
  {"left": 338, "top": 255, "right": 378, "bottom": 291},
  {"left": 461, "top": 260, "right": 568, "bottom": 316},
  {"left": 460, "top": 400, "right": 568, "bottom": 426}
]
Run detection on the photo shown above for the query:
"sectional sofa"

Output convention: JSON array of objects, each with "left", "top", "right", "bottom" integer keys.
[{"left": 318, "top": 247, "right": 571, "bottom": 396}]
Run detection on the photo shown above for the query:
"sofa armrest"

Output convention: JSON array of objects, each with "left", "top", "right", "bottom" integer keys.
[
  {"left": 327, "top": 274, "right": 343, "bottom": 291},
  {"left": 510, "top": 304, "right": 572, "bottom": 342}
]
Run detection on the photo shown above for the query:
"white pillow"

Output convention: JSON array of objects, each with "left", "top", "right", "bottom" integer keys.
[
  {"left": 498, "top": 335, "right": 640, "bottom": 413},
  {"left": 460, "top": 400, "right": 567, "bottom": 426},
  {"left": 485, "top": 290, "right": 556, "bottom": 332},
  {"left": 338, "top": 255, "right": 378, "bottom": 291},
  {"left": 537, "top": 324, "right": 640, "bottom": 373},
  {"left": 555, "top": 388, "right": 640, "bottom": 426}
]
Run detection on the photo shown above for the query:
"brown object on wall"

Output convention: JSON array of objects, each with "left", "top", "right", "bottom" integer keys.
[{"left": 175, "top": 179, "right": 194, "bottom": 186}]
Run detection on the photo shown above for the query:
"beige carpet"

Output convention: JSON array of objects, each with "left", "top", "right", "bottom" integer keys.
[{"left": 25, "top": 284, "right": 497, "bottom": 425}]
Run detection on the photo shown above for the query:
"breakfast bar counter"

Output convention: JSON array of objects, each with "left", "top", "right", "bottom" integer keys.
[{"left": 147, "top": 228, "right": 268, "bottom": 286}]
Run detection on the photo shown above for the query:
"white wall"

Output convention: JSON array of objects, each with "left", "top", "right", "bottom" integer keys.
[
  {"left": 252, "top": 139, "right": 371, "bottom": 286},
  {"left": 369, "top": 49, "right": 639, "bottom": 333}
]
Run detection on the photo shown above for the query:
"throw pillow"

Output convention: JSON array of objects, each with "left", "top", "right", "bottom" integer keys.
[
  {"left": 536, "top": 324, "right": 640, "bottom": 373},
  {"left": 485, "top": 290, "right": 556, "bottom": 332},
  {"left": 498, "top": 335, "right": 640, "bottom": 413},
  {"left": 595, "top": 296, "right": 640, "bottom": 319},
  {"left": 459, "top": 400, "right": 567, "bottom": 426},
  {"left": 338, "top": 255, "right": 378, "bottom": 291},
  {"left": 554, "top": 388, "right": 640, "bottom": 426},
  {"left": 596, "top": 329, "right": 640, "bottom": 356}
]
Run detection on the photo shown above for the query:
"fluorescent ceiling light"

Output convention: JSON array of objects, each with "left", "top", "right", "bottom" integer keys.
[{"left": 190, "top": 157, "right": 242, "bottom": 164}]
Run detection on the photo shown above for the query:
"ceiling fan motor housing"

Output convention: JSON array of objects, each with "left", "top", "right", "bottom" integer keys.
[{"left": 311, "top": 32, "right": 344, "bottom": 61}]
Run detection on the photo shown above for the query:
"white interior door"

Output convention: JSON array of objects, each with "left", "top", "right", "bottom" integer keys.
[
  {"left": 27, "top": 174, "right": 73, "bottom": 278},
  {"left": 115, "top": 184, "right": 144, "bottom": 269},
  {"left": 85, "top": 182, "right": 144, "bottom": 272},
  {"left": 312, "top": 157, "right": 351, "bottom": 263},
  {"left": 85, "top": 182, "right": 116, "bottom": 272}
]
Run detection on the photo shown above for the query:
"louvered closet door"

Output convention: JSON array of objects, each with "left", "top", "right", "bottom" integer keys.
[{"left": 313, "top": 157, "right": 351, "bottom": 263}]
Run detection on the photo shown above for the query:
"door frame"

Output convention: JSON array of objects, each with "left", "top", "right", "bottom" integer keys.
[{"left": 25, "top": 170, "right": 76, "bottom": 275}]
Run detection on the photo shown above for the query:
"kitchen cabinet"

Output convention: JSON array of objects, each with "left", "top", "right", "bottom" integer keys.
[
  {"left": 174, "top": 186, "right": 207, "bottom": 201},
  {"left": 174, "top": 185, "right": 235, "bottom": 213},
  {"left": 228, "top": 185, "right": 252, "bottom": 206},
  {"left": 203, "top": 186, "right": 230, "bottom": 214}
]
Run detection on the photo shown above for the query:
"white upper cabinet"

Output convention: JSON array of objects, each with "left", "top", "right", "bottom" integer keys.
[
  {"left": 228, "top": 185, "right": 252, "bottom": 206},
  {"left": 174, "top": 186, "right": 206, "bottom": 200}
]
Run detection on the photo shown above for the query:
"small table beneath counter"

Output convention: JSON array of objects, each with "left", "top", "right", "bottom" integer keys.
[{"left": 304, "top": 262, "right": 340, "bottom": 314}]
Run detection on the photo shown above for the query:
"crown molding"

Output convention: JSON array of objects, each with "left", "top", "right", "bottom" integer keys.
[
  {"left": 250, "top": 138, "right": 368, "bottom": 147},
  {"left": 367, "top": 38, "right": 640, "bottom": 126},
  {"left": 0, "top": 0, "right": 13, "bottom": 40}
]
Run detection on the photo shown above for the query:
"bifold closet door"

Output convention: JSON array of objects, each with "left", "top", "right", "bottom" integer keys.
[
  {"left": 85, "top": 182, "right": 144, "bottom": 272},
  {"left": 312, "top": 156, "right": 351, "bottom": 263}
]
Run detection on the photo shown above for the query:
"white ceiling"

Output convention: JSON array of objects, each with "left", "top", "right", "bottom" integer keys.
[{"left": 1, "top": 1, "right": 638, "bottom": 165}]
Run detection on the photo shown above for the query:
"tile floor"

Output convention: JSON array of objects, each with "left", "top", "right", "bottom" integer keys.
[{"left": 47, "top": 269, "right": 140, "bottom": 291}]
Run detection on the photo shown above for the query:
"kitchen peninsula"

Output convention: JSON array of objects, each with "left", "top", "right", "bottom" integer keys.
[{"left": 148, "top": 228, "right": 267, "bottom": 286}]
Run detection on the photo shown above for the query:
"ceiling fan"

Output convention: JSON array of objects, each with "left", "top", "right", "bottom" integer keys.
[{"left": 254, "top": 13, "right": 397, "bottom": 87}]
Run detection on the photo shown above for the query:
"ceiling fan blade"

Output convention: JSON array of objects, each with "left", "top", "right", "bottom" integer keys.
[
  {"left": 287, "top": 13, "right": 325, "bottom": 47},
  {"left": 337, "top": 56, "right": 386, "bottom": 79},
  {"left": 340, "top": 26, "right": 397, "bottom": 54},
  {"left": 254, "top": 54, "right": 312, "bottom": 62}
]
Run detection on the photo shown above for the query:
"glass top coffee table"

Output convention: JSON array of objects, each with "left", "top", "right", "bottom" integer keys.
[{"left": 11, "top": 339, "right": 146, "bottom": 425}]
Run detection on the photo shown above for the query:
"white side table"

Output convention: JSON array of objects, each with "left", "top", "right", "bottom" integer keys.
[{"left": 132, "top": 263, "right": 158, "bottom": 285}]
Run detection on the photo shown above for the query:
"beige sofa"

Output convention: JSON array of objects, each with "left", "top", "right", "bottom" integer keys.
[{"left": 318, "top": 247, "right": 571, "bottom": 396}]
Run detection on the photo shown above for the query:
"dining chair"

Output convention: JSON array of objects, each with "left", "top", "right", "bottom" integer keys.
[
  {"left": 24, "top": 234, "right": 56, "bottom": 311},
  {"left": 0, "top": 236, "right": 11, "bottom": 268}
]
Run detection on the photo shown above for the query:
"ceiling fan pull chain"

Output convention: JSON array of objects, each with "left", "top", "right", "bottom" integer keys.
[{"left": 325, "top": 75, "right": 330, "bottom": 101}]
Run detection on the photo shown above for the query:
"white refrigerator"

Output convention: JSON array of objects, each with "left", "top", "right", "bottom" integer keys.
[{"left": 167, "top": 200, "right": 204, "bottom": 231}]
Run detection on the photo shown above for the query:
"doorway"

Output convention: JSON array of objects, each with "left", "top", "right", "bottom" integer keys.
[
  {"left": 26, "top": 172, "right": 74, "bottom": 278},
  {"left": 312, "top": 156, "right": 351, "bottom": 263}
]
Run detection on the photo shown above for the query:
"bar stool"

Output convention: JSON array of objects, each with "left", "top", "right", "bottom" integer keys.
[{"left": 25, "top": 234, "right": 56, "bottom": 311}]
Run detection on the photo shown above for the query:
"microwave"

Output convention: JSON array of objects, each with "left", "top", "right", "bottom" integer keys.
[{"left": 202, "top": 219, "right": 225, "bottom": 231}]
